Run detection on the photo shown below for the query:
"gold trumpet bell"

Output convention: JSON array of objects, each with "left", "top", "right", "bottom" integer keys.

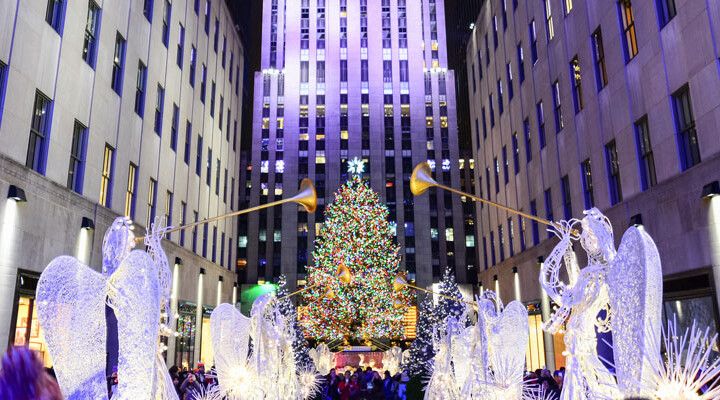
[
  {"left": 393, "top": 273, "right": 408, "bottom": 293},
  {"left": 410, "top": 162, "right": 438, "bottom": 196},
  {"left": 291, "top": 178, "right": 318, "bottom": 213},
  {"left": 393, "top": 299, "right": 406, "bottom": 309},
  {"left": 336, "top": 264, "right": 352, "bottom": 285}
]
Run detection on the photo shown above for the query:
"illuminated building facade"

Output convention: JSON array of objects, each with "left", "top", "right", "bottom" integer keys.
[
  {"left": 0, "top": 0, "right": 243, "bottom": 369},
  {"left": 467, "top": 0, "right": 720, "bottom": 369}
]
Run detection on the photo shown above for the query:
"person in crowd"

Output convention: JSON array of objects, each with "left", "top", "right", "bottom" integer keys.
[
  {"left": 382, "top": 371, "right": 397, "bottom": 400},
  {"left": 327, "top": 368, "right": 341, "bottom": 400},
  {"left": 180, "top": 372, "right": 203, "bottom": 400},
  {"left": 553, "top": 370, "right": 564, "bottom": 391},
  {"left": 0, "top": 346, "right": 62, "bottom": 400},
  {"left": 338, "top": 370, "right": 358, "bottom": 400},
  {"left": 367, "top": 371, "right": 384, "bottom": 400},
  {"left": 396, "top": 372, "right": 409, "bottom": 400},
  {"left": 108, "top": 366, "right": 118, "bottom": 397}
]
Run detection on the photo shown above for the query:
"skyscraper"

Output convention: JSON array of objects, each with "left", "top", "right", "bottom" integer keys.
[{"left": 239, "top": 0, "right": 471, "bottom": 293}]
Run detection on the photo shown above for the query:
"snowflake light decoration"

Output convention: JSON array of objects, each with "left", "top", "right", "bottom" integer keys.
[{"left": 348, "top": 157, "right": 365, "bottom": 175}]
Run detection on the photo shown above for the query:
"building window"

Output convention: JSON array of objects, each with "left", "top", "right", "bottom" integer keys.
[
  {"left": 202, "top": 224, "right": 208, "bottom": 257},
  {"left": 517, "top": 43, "right": 525, "bottom": 83},
  {"left": 26, "top": 91, "right": 52, "bottom": 173},
  {"left": 82, "top": 1, "right": 101, "bottom": 68},
  {"left": 135, "top": 61, "right": 147, "bottom": 117},
  {"left": 482, "top": 107, "right": 487, "bottom": 139},
  {"left": 489, "top": 94, "right": 495, "bottom": 127},
  {"left": 529, "top": 20, "right": 538, "bottom": 64},
  {"left": 143, "top": 0, "right": 153, "bottom": 22},
  {"left": 591, "top": 28, "right": 608, "bottom": 91},
  {"left": 471, "top": 65, "right": 476, "bottom": 92},
  {"left": 196, "top": 136, "right": 203, "bottom": 176},
  {"left": 518, "top": 215, "right": 526, "bottom": 251},
  {"left": 494, "top": 157, "right": 500, "bottom": 194},
  {"left": 194, "top": 0, "right": 199, "bottom": 14},
  {"left": 635, "top": 116, "right": 657, "bottom": 190},
  {"left": 125, "top": 163, "right": 137, "bottom": 218},
  {"left": 570, "top": 56, "right": 583, "bottom": 113},
  {"left": 147, "top": 178, "right": 157, "bottom": 227},
  {"left": 45, "top": 0, "right": 66, "bottom": 33},
  {"left": 605, "top": 140, "right": 622, "bottom": 205},
  {"left": 162, "top": 0, "right": 171, "bottom": 46},
  {"left": 552, "top": 81, "right": 563, "bottom": 133},
  {"left": 67, "top": 121, "right": 87, "bottom": 193},
  {"left": 170, "top": 104, "right": 179, "bottom": 151},
  {"left": 537, "top": 102, "right": 546, "bottom": 149},
  {"left": 561, "top": 175, "right": 572, "bottom": 220},
  {"left": 618, "top": 0, "right": 638, "bottom": 62},
  {"left": 497, "top": 80, "right": 504, "bottom": 115},
  {"left": 0, "top": 62, "right": 6, "bottom": 121},
  {"left": 544, "top": 0, "right": 554, "bottom": 41},
  {"left": 180, "top": 201, "right": 187, "bottom": 246},
  {"left": 672, "top": 85, "right": 701, "bottom": 170},
  {"left": 222, "top": 36, "right": 227, "bottom": 67},
  {"left": 210, "top": 81, "right": 216, "bottom": 116},
  {"left": 498, "top": 225, "right": 504, "bottom": 261},
  {"left": 109, "top": 33, "right": 127, "bottom": 96},
  {"left": 581, "top": 159, "right": 594, "bottom": 209},
  {"left": 212, "top": 226, "right": 217, "bottom": 262},
  {"left": 154, "top": 85, "right": 164, "bottom": 135},
  {"left": 544, "top": 189, "right": 553, "bottom": 237},
  {"left": 184, "top": 121, "right": 192, "bottom": 164},
  {"left": 206, "top": 148, "right": 212, "bottom": 186},
  {"left": 502, "top": 146, "right": 509, "bottom": 184},
  {"left": 189, "top": 46, "right": 196, "bottom": 86},
  {"left": 165, "top": 190, "right": 173, "bottom": 229},
  {"left": 99, "top": 144, "right": 115, "bottom": 207},
  {"left": 192, "top": 211, "right": 199, "bottom": 252},
  {"left": 656, "top": 0, "right": 676, "bottom": 27},
  {"left": 512, "top": 133, "right": 519, "bottom": 174},
  {"left": 200, "top": 64, "right": 207, "bottom": 102},
  {"left": 213, "top": 19, "right": 219, "bottom": 52},
  {"left": 215, "top": 159, "right": 221, "bottom": 195},
  {"left": 506, "top": 63, "right": 514, "bottom": 100},
  {"left": 490, "top": 231, "right": 496, "bottom": 265},
  {"left": 524, "top": 118, "right": 532, "bottom": 162},
  {"left": 530, "top": 200, "right": 539, "bottom": 245},
  {"left": 204, "top": 1, "right": 211, "bottom": 35},
  {"left": 177, "top": 24, "right": 185, "bottom": 68}
]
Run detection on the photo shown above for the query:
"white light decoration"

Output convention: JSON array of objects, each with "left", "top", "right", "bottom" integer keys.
[
  {"left": 308, "top": 344, "right": 335, "bottom": 376},
  {"left": 348, "top": 157, "right": 365, "bottom": 175},
  {"left": 383, "top": 346, "right": 404, "bottom": 376},
  {"left": 36, "top": 217, "right": 175, "bottom": 399},
  {"left": 541, "top": 207, "right": 662, "bottom": 399}
]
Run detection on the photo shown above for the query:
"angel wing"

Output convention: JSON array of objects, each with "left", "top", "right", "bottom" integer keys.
[
  {"left": 108, "top": 250, "right": 162, "bottom": 399},
  {"left": 36, "top": 256, "right": 109, "bottom": 400},
  {"left": 210, "top": 303, "right": 253, "bottom": 395},
  {"left": 606, "top": 226, "right": 662, "bottom": 397}
]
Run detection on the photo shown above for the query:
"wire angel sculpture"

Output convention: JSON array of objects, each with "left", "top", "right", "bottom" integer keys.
[
  {"left": 383, "top": 346, "right": 404, "bottom": 376},
  {"left": 308, "top": 343, "right": 335, "bottom": 376},
  {"left": 209, "top": 293, "right": 317, "bottom": 400},
  {"left": 36, "top": 216, "right": 174, "bottom": 399},
  {"left": 452, "top": 291, "right": 529, "bottom": 399},
  {"left": 540, "top": 208, "right": 662, "bottom": 399}
]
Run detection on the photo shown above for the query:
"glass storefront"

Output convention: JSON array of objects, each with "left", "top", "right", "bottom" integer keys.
[
  {"left": 199, "top": 305, "right": 214, "bottom": 366},
  {"left": 9, "top": 271, "right": 52, "bottom": 367},
  {"left": 663, "top": 270, "right": 720, "bottom": 351},
  {"left": 526, "top": 313, "right": 546, "bottom": 371},
  {"left": 175, "top": 301, "right": 197, "bottom": 369}
]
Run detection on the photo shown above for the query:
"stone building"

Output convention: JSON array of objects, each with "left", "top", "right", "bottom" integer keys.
[
  {"left": 466, "top": 0, "right": 720, "bottom": 369},
  {"left": 0, "top": 0, "right": 243, "bottom": 370}
]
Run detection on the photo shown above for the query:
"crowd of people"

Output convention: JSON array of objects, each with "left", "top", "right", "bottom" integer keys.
[
  {"left": 523, "top": 367, "right": 565, "bottom": 398},
  {"left": 317, "top": 367, "right": 410, "bottom": 400},
  {"left": 166, "top": 363, "right": 218, "bottom": 400}
]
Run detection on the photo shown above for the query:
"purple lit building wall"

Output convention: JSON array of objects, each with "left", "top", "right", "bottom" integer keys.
[{"left": 239, "top": 0, "right": 474, "bottom": 292}]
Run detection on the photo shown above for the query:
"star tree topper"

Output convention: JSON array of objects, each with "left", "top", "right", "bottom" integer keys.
[{"left": 348, "top": 157, "right": 365, "bottom": 175}]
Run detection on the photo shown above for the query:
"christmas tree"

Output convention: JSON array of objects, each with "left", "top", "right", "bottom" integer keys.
[
  {"left": 301, "top": 173, "right": 413, "bottom": 340},
  {"left": 402, "top": 294, "right": 438, "bottom": 377},
  {"left": 276, "top": 275, "right": 313, "bottom": 368},
  {"left": 435, "top": 268, "right": 468, "bottom": 335}
]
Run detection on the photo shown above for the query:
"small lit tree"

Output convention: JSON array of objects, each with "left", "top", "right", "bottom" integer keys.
[
  {"left": 403, "top": 295, "right": 438, "bottom": 377},
  {"left": 436, "top": 268, "right": 468, "bottom": 335},
  {"left": 277, "top": 276, "right": 313, "bottom": 368}
]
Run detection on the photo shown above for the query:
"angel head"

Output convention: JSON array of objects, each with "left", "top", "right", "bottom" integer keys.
[{"left": 102, "top": 217, "right": 136, "bottom": 277}]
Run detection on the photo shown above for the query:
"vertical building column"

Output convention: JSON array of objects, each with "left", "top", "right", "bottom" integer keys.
[
  {"left": 166, "top": 258, "right": 182, "bottom": 365},
  {"left": 194, "top": 268, "right": 205, "bottom": 367},
  {"left": 539, "top": 260, "right": 556, "bottom": 371},
  {"left": 706, "top": 190, "right": 720, "bottom": 316}
]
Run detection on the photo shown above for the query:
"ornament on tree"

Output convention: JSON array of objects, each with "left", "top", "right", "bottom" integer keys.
[{"left": 301, "top": 174, "right": 413, "bottom": 339}]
